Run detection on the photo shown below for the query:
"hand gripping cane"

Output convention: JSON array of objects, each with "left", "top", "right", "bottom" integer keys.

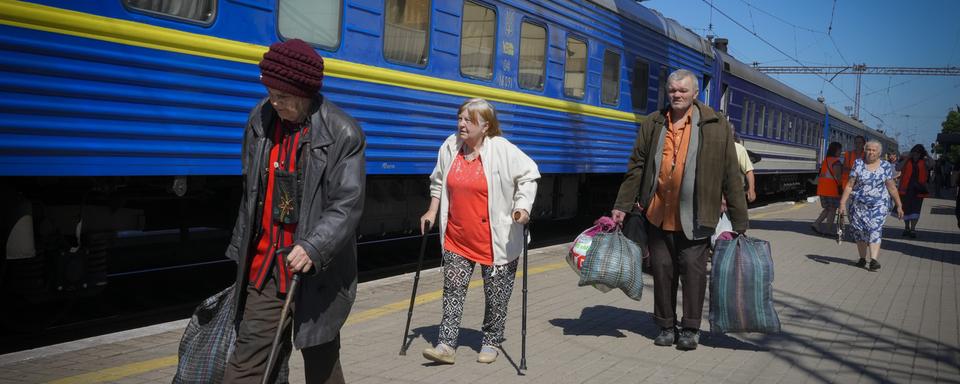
[
  {"left": 514, "top": 211, "right": 529, "bottom": 371},
  {"left": 262, "top": 248, "right": 300, "bottom": 384},
  {"left": 399, "top": 220, "right": 431, "bottom": 355}
]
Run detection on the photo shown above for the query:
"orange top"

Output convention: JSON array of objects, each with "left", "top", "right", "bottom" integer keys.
[
  {"left": 816, "top": 156, "right": 842, "bottom": 197},
  {"left": 443, "top": 151, "right": 494, "bottom": 265},
  {"left": 841, "top": 150, "right": 863, "bottom": 186},
  {"left": 646, "top": 107, "right": 693, "bottom": 231},
  {"left": 898, "top": 158, "right": 928, "bottom": 197}
]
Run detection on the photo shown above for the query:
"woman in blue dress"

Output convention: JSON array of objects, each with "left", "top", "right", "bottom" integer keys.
[{"left": 839, "top": 140, "right": 904, "bottom": 271}]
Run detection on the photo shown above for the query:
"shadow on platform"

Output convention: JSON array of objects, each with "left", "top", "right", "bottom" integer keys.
[
  {"left": 758, "top": 289, "right": 960, "bottom": 384},
  {"left": 879, "top": 239, "right": 960, "bottom": 265},
  {"left": 548, "top": 305, "right": 766, "bottom": 351},
  {"left": 805, "top": 254, "right": 859, "bottom": 267},
  {"left": 549, "top": 305, "right": 656, "bottom": 338}
]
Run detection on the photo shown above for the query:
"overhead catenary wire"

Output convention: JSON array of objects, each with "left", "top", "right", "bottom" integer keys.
[
  {"left": 698, "top": 0, "right": 886, "bottom": 125},
  {"left": 734, "top": 0, "right": 826, "bottom": 34},
  {"left": 827, "top": 0, "right": 838, "bottom": 35}
]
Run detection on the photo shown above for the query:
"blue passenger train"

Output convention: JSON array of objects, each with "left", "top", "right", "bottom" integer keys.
[{"left": 0, "top": 0, "right": 895, "bottom": 312}]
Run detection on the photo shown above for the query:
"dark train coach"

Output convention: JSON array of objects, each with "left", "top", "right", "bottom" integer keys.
[{"left": 0, "top": 0, "right": 894, "bottom": 322}]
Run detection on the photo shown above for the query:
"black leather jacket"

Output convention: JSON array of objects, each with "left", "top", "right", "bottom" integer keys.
[{"left": 226, "top": 95, "right": 366, "bottom": 348}]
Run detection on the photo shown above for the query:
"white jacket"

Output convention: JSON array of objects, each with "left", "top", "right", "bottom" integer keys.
[{"left": 429, "top": 134, "right": 540, "bottom": 265}]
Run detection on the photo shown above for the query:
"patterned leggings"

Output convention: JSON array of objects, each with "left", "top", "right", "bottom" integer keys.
[{"left": 438, "top": 250, "right": 519, "bottom": 348}]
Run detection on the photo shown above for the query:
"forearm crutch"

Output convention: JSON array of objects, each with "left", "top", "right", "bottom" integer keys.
[
  {"left": 262, "top": 248, "right": 300, "bottom": 384},
  {"left": 399, "top": 220, "right": 431, "bottom": 355},
  {"left": 514, "top": 211, "right": 529, "bottom": 371}
]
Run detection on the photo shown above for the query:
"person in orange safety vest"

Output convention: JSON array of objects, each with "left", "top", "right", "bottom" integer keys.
[{"left": 813, "top": 141, "right": 844, "bottom": 234}]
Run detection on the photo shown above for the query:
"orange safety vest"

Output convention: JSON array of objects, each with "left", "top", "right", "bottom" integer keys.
[
  {"left": 841, "top": 150, "right": 863, "bottom": 186},
  {"left": 898, "top": 158, "right": 928, "bottom": 197},
  {"left": 817, "top": 156, "right": 843, "bottom": 197}
]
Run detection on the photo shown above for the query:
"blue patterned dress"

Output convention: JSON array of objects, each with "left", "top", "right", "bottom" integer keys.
[{"left": 848, "top": 159, "right": 894, "bottom": 244}]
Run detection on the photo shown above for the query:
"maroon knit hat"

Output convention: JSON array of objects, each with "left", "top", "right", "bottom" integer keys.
[{"left": 259, "top": 39, "right": 324, "bottom": 97}]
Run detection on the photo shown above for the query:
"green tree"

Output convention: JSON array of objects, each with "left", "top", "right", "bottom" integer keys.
[
  {"left": 937, "top": 109, "right": 960, "bottom": 163},
  {"left": 943, "top": 109, "right": 960, "bottom": 133}
]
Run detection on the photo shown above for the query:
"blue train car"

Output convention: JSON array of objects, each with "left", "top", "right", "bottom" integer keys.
[
  {"left": 0, "top": 0, "right": 892, "bottom": 317},
  {"left": 713, "top": 49, "right": 896, "bottom": 196}
]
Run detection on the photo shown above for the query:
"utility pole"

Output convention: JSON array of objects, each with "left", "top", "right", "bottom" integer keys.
[{"left": 752, "top": 64, "right": 960, "bottom": 121}]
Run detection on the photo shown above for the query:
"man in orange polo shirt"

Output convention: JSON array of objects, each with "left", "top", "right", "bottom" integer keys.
[{"left": 611, "top": 69, "right": 748, "bottom": 351}]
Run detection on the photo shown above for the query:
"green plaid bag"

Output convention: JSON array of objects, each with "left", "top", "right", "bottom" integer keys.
[{"left": 578, "top": 230, "right": 643, "bottom": 301}]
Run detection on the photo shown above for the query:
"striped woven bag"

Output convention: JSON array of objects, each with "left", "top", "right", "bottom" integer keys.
[
  {"left": 578, "top": 229, "right": 643, "bottom": 300},
  {"left": 709, "top": 235, "right": 781, "bottom": 334}
]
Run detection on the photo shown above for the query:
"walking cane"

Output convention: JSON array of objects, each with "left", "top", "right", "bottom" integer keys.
[
  {"left": 514, "top": 211, "right": 529, "bottom": 371},
  {"left": 262, "top": 248, "right": 301, "bottom": 384},
  {"left": 835, "top": 211, "right": 845, "bottom": 245},
  {"left": 399, "top": 220, "right": 431, "bottom": 355}
]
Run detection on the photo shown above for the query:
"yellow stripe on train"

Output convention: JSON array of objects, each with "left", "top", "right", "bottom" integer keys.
[{"left": 0, "top": 0, "right": 641, "bottom": 123}]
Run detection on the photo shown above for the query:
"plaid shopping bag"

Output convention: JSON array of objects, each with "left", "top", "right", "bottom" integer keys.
[
  {"left": 709, "top": 235, "right": 781, "bottom": 334},
  {"left": 173, "top": 285, "right": 292, "bottom": 383},
  {"left": 578, "top": 230, "right": 643, "bottom": 300},
  {"left": 173, "top": 286, "right": 237, "bottom": 383}
]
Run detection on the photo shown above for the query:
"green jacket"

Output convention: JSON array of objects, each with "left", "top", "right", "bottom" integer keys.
[{"left": 614, "top": 100, "right": 748, "bottom": 239}]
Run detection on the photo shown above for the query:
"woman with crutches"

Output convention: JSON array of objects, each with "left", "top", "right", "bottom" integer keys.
[{"left": 419, "top": 98, "right": 540, "bottom": 364}]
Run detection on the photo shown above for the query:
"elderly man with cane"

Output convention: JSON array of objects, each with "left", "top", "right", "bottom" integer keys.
[{"left": 223, "top": 38, "right": 366, "bottom": 384}]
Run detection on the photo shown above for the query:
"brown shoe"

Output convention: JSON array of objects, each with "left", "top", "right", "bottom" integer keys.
[
  {"left": 477, "top": 345, "right": 499, "bottom": 363},
  {"left": 423, "top": 344, "right": 455, "bottom": 364}
]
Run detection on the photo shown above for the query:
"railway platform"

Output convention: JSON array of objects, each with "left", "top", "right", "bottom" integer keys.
[{"left": 1, "top": 197, "right": 958, "bottom": 384}]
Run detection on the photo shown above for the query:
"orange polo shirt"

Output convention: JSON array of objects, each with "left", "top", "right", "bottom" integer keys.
[{"left": 646, "top": 108, "right": 693, "bottom": 231}]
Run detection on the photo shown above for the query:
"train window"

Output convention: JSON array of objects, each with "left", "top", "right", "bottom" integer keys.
[
  {"left": 460, "top": 1, "right": 496, "bottom": 80},
  {"left": 756, "top": 104, "right": 766, "bottom": 137},
  {"left": 702, "top": 74, "right": 712, "bottom": 105},
  {"left": 124, "top": 0, "right": 215, "bottom": 24},
  {"left": 278, "top": 0, "right": 342, "bottom": 49},
  {"left": 563, "top": 36, "right": 587, "bottom": 98},
  {"left": 796, "top": 120, "right": 803, "bottom": 144},
  {"left": 802, "top": 121, "right": 809, "bottom": 145},
  {"left": 384, "top": 0, "right": 431, "bottom": 66},
  {"left": 631, "top": 59, "right": 650, "bottom": 112},
  {"left": 781, "top": 115, "right": 787, "bottom": 141},
  {"left": 765, "top": 108, "right": 777, "bottom": 138},
  {"left": 787, "top": 116, "right": 796, "bottom": 142},
  {"left": 739, "top": 99, "right": 750, "bottom": 133},
  {"left": 799, "top": 121, "right": 806, "bottom": 144},
  {"left": 775, "top": 110, "right": 783, "bottom": 139},
  {"left": 601, "top": 50, "right": 621, "bottom": 105},
  {"left": 519, "top": 21, "right": 546, "bottom": 91},
  {"left": 657, "top": 66, "right": 667, "bottom": 108},
  {"left": 720, "top": 85, "right": 730, "bottom": 114},
  {"left": 747, "top": 100, "right": 756, "bottom": 135}
]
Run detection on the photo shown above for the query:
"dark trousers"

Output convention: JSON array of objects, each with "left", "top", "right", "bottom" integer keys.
[
  {"left": 223, "top": 275, "right": 344, "bottom": 384},
  {"left": 647, "top": 224, "right": 710, "bottom": 329},
  {"left": 302, "top": 336, "right": 345, "bottom": 384}
]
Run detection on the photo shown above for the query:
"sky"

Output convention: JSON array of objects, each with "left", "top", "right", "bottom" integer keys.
[{"left": 643, "top": 0, "right": 960, "bottom": 153}]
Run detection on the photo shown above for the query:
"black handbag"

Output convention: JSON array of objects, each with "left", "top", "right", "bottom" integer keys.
[{"left": 621, "top": 207, "right": 647, "bottom": 247}]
